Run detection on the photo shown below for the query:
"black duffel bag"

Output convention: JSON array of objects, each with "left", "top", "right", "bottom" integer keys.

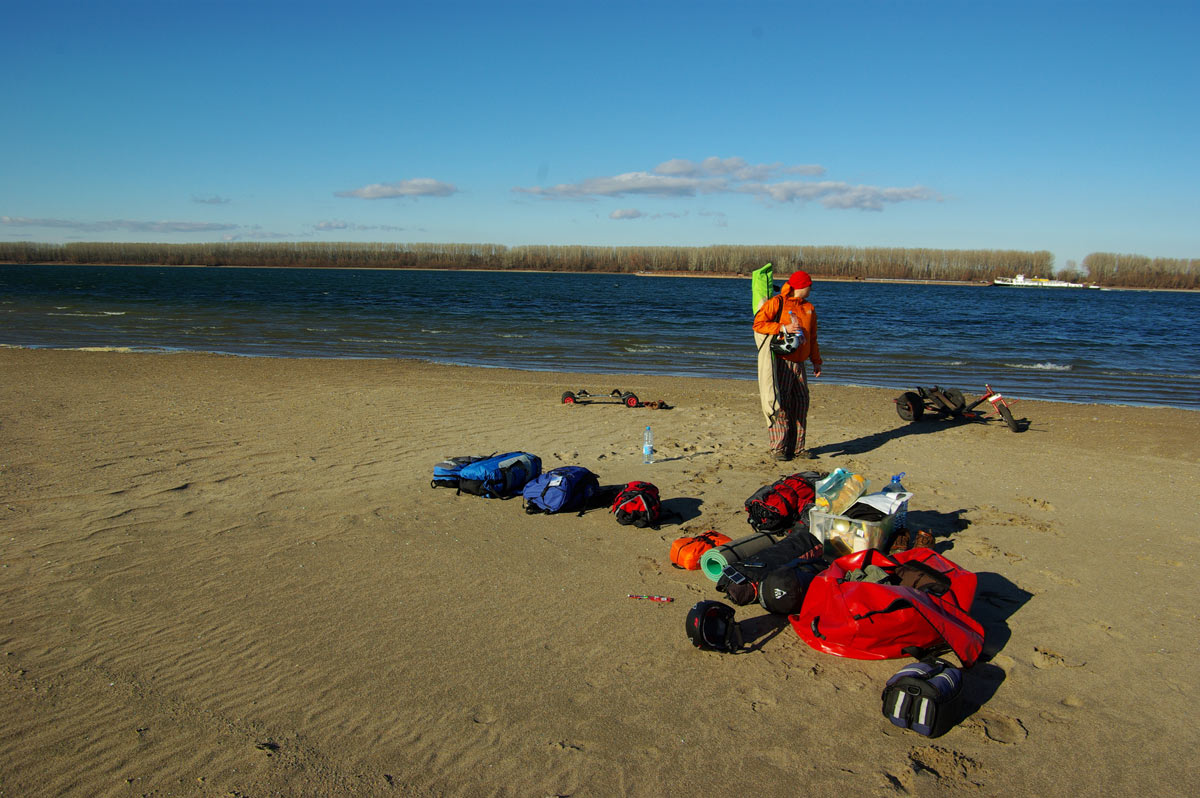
[{"left": 716, "top": 531, "right": 827, "bottom": 612}]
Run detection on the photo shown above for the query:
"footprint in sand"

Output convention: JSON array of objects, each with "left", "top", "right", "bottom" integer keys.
[
  {"left": 962, "top": 539, "right": 1000, "bottom": 559},
  {"left": 1032, "top": 646, "right": 1085, "bottom": 669},
  {"left": 968, "top": 505, "right": 1061, "bottom": 536},
  {"left": 1135, "top": 553, "right": 1185, "bottom": 567},
  {"left": 471, "top": 705, "right": 499, "bottom": 724},
  {"left": 988, "top": 653, "right": 1016, "bottom": 672},
  {"left": 636, "top": 556, "right": 664, "bottom": 578},
  {"left": 962, "top": 538, "right": 1024, "bottom": 562},
  {"left": 969, "top": 712, "right": 1028, "bottom": 744},
  {"left": 1026, "top": 519, "right": 1062, "bottom": 536},
  {"left": 882, "top": 746, "right": 985, "bottom": 792},
  {"left": 1091, "top": 620, "right": 1126, "bottom": 639},
  {"left": 1036, "top": 568, "right": 1080, "bottom": 586},
  {"left": 907, "top": 746, "right": 986, "bottom": 789}
]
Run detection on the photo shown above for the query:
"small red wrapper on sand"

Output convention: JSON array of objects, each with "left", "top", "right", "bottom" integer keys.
[{"left": 627, "top": 594, "right": 673, "bottom": 603}]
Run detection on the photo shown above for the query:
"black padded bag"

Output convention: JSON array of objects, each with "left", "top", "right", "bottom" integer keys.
[
  {"left": 757, "top": 564, "right": 821, "bottom": 615},
  {"left": 715, "top": 531, "right": 826, "bottom": 606},
  {"left": 881, "top": 660, "right": 965, "bottom": 737}
]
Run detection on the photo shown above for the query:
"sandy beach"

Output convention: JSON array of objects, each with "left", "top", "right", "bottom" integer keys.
[{"left": 2, "top": 347, "right": 1198, "bottom": 797}]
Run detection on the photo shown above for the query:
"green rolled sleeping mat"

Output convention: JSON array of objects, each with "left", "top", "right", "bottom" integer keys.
[
  {"left": 751, "top": 261, "right": 774, "bottom": 312},
  {"left": 700, "top": 531, "right": 786, "bottom": 582}
]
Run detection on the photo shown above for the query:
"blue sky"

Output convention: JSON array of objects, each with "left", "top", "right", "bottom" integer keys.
[{"left": 2, "top": 0, "right": 1197, "bottom": 271}]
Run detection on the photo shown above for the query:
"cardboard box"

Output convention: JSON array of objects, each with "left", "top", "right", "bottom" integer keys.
[{"left": 809, "top": 507, "right": 897, "bottom": 556}]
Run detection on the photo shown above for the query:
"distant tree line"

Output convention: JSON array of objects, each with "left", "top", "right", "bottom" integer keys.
[
  {"left": 1080, "top": 252, "right": 1199, "bottom": 290},
  {"left": 0, "top": 240, "right": 1194, "bottom": 288}
]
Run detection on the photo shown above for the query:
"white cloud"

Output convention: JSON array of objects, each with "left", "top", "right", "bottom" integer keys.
[
  {"left": 653, "top": 157, "right": 823, "bottom": 181},
  {"left": 191, "top": 194, "right": 230, "bottom": 205},
  {"left": 513, "top": 156, "right": 936, "bottom": 212},
  {"left": 699, "top": 209, "right": 729, "bottom": 227},
  {"left": 1, "top": 216, "right": 238, "bottom": 233},
  {"left": 335, "top": 178, "right": 457, "bottom": 199},
  {"left": 742, "top": 181, "right": 941, "bottom": 210},
  {"left": 231, "top": 226, "right": 304, "bottom": 240},
  {"left": 314, "top": 220, "right": 406, "bottom": 232},
  {"left": 517, "top": 171, "right": 722, "bottom": 199},
  {"left": 610, "top": 208, "right": 691, "bottom": 222}
]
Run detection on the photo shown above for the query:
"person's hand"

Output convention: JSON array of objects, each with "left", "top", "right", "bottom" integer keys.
[
  {"left": 812, "top": 365, "right": 822, "bottom": 378},
  {"left": 783, "top": 321, "right": 802, "bottom": 333}
]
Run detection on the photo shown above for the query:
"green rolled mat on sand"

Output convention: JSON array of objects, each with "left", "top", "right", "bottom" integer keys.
[{"left": 700, "top": 531, "right": 785, "bottom": 582}]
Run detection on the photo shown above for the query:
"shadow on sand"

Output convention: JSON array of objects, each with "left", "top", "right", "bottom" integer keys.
[
  {"left": 812, "top": 415, "right": 1032, "bottom": 458},
  {"left": 661, "top": 496, "right": 703, "bottom": 525}
]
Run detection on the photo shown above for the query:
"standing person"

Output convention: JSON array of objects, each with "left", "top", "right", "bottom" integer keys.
[{"left": 752, "top": 270, "right": 822, "bottom": 461}]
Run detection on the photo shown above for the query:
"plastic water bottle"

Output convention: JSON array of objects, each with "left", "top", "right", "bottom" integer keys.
[
  {"left": 642, "top": 425, "right": 654, "bottom": 464},
  {"left": 885, "top": 472, "right": 909, "bottom": 530}
]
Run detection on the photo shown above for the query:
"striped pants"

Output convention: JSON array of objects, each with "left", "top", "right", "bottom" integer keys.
[{"left": 769, "top": 357, "right": 810, "bottom": 456}]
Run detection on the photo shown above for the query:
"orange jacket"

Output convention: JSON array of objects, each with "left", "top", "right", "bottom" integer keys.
[{"left": 753, "top": 283, "right": 821, "bottom": 367}]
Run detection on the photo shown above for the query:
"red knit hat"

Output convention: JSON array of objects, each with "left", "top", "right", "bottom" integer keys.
[{"left": 787, "top": 270, "right": 812, "bottom": 290}]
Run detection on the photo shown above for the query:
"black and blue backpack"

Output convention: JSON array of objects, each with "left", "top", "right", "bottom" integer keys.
[
  {"left": 455, "top": 451, "right": 542, "bottom": 498},
  {"left": 521, "top": 466, "right": 600, "bottom": 515},
  {"left": 431, "top": 455, "right": 492, "bottom": 490},
  {"left": 881, "top": 659, "right": 965, "bottom": 737}
]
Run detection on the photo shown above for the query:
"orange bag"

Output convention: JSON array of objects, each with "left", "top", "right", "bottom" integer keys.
[{"left": 670, "top": 531, "right": 733, "bottom": 570}]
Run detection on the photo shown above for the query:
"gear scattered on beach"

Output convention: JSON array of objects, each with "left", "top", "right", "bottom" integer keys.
[{"left": 560, "top": 389, "right": 672, "bottom": 409}]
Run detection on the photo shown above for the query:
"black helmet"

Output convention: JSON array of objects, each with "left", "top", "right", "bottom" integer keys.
[
  {"left": 770, "top": 328, "right": 806, "bottom": 355},
  {"left": 770, "top": 310, "right": 805, "bottom": 355},
  {"left": 685, "top": 600, "right": 743, "bottom": 652}
]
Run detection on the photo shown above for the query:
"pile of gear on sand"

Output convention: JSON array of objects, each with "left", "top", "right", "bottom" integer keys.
[{"left": 433, "top": 451, "right": 982, "bottom": 739}]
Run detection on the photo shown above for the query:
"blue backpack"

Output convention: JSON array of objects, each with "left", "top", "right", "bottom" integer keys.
[
  {"left": 522, "top": 466, "right": 600, "bottom": 515},
  {"left": 456, "top": 451, "right": 541, "bottom": 498},
  {"left": 431, "top": 455, "right": 492, "bottom": 490}
]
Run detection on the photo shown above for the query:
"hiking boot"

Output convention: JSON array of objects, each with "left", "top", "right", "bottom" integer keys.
[
  {"left": 795, "top": 450, "right": 817, "bottom": 460},
  {"left": 912, "top": 530, "right": 935, "bottom": 549},
  {"left": 771, "top": 451, "right": 793, "bottom": 462},
  {"left": 888, "top": 531, "right": 911, "bottom": 554}
]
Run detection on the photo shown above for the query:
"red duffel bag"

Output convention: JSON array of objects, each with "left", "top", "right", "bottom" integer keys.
[{"left": 791, "top": 547, "right": 985, "bottom": 667}]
